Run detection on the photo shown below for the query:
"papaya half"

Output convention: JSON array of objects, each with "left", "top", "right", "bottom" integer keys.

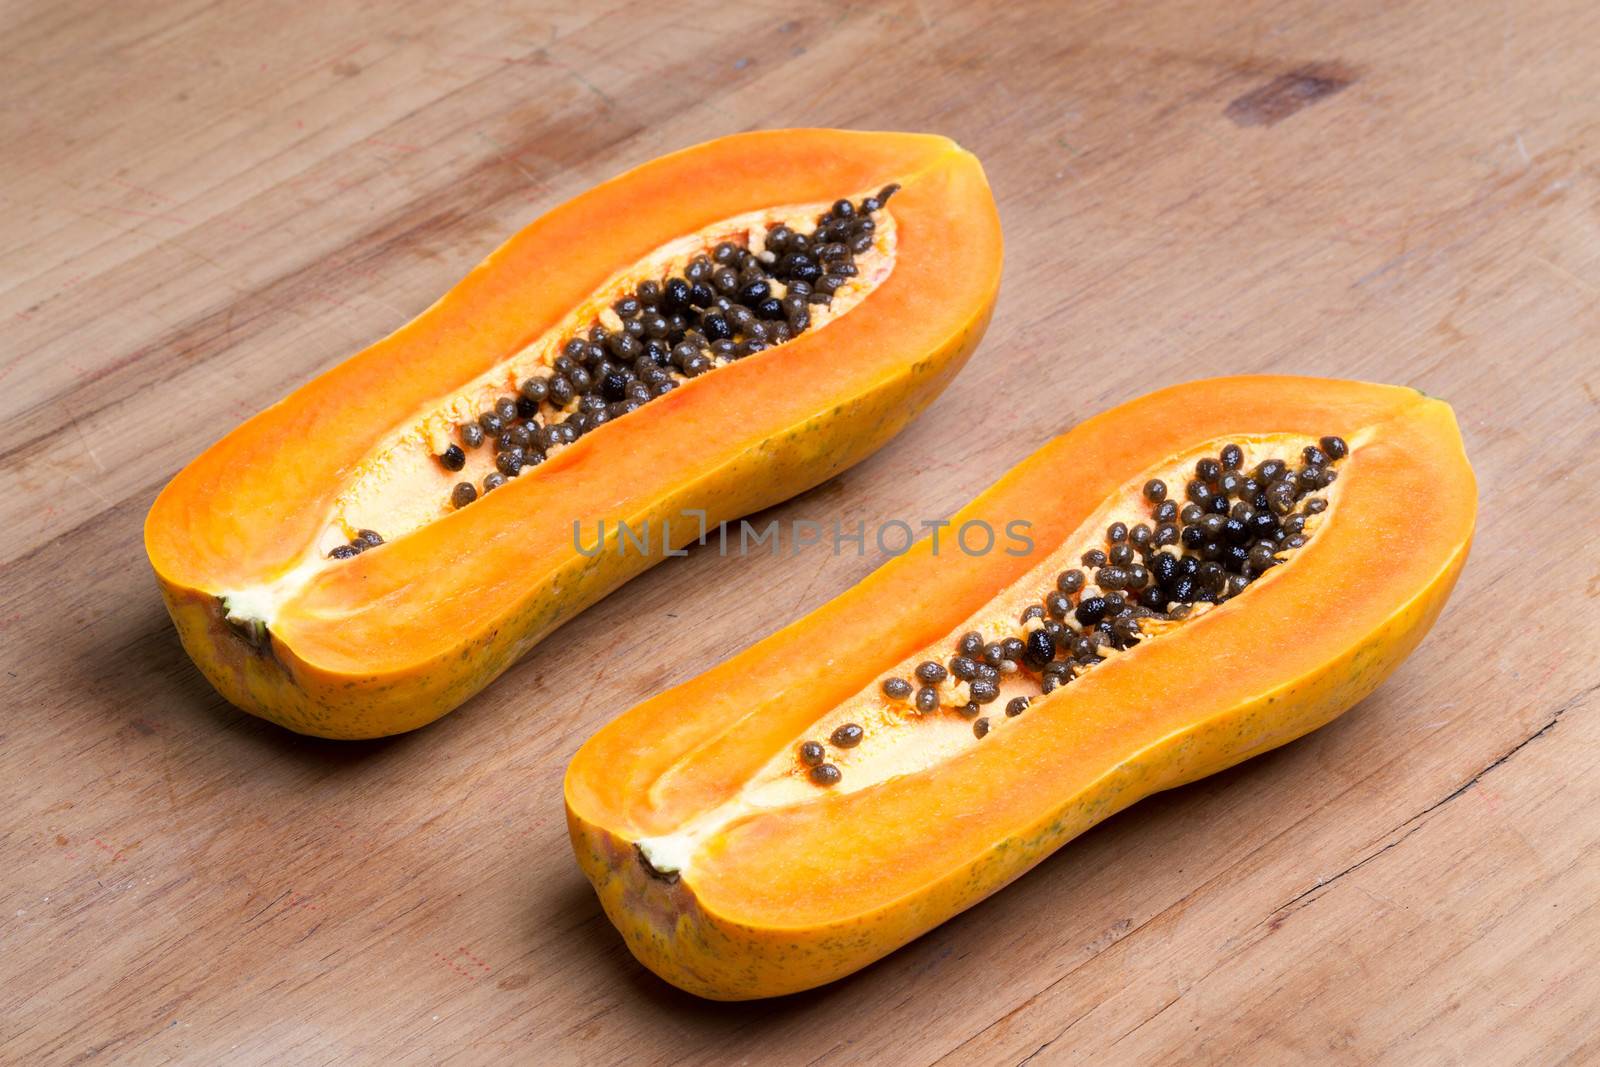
[
  {"left": 565, "top": 376, "right": 1476, "bottom": 1000},
  {"left": 144, "top": 130, "right": 1002, "bottom": 738}
]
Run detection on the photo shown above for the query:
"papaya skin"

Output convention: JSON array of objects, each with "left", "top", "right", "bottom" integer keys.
[
  {"left": 144, "top": 131, "right": 1002, "bottom": 738},
  {"left": 564, "top": 378, "right": 1476, "bottom": 1000}
]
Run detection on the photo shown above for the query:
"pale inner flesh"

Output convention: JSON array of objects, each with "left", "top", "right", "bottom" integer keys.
[
  {"left": 637, "top": 431, "right": 1357, "bottom": 877},
  {"left": 220, "top": 195, "right": 899, "bottom": 630}
]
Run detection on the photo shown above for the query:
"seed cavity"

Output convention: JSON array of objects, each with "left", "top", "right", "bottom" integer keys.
[
  {"left": 801, "top": 435, "right": 1349, "bottom": 784},
  {"left": 318, "top": 186, "right": 900, "bottom": 565},
  {"left": 407, "top": 185, "right": 901, "bottom": 529}
]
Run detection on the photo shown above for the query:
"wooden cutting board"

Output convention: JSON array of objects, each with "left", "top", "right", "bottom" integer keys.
[{"left": 3, "top": 1, "right": 1597, "bottom": 1062}]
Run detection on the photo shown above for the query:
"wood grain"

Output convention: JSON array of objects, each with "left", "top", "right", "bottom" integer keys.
[{"left": 3, "top": 0, "right": 1598, "bottom": 1062}]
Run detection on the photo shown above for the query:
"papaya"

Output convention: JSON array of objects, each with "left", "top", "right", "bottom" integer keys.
[
  {"left": 143, "top": 130, "right": 1002, "bottom": 739},
  {"left": 565, "top": 376, "right": 1476, "bottom": 1000}
]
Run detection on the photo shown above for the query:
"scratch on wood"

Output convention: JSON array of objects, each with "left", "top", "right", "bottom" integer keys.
[
  {"left": 1529, "top": 254, "right": 1600, "bottom": 298},
  {"left": 1269, "top": 680, "right": 1597, "bottom": 921}
]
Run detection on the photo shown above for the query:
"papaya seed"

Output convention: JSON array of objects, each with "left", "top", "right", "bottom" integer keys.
[
  {"left": 809, "top": 764, "right": 842, "bottom": 787},
  {"left": 830, "top": 723, "right": 864, "bottom": 748}
]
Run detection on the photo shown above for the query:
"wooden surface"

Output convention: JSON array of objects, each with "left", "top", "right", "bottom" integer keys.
[{"left": 3, "top": 1, "right": 1597, "bottom": 1062}]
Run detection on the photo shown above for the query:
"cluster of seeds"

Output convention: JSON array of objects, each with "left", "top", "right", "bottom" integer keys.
[
  {"left": 801, "top": 435, "right": 1349, "bottom": 787},
  {"left": 327, "top": 528, "right": 383, "bottom": 560},
  {"left": 796, "top": 721, "right": 866, "bottom": 786},
  {"left": 427, "top": 185, "right": 900, "bottom": 515}
]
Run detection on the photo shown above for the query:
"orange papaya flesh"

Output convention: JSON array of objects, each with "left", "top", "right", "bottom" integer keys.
[
  {"left": 565, "top": 376, "right": 1476, "bottom": 1000},
  {"left": 144, "top": 130, "right": 1002, "bottom": 739}
]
